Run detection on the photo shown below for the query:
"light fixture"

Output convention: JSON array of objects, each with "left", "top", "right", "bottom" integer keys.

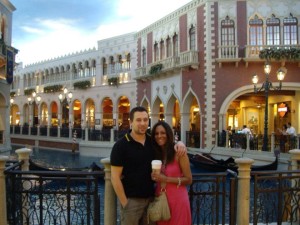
[
  {"left": 58, "top": 87, "right": 73, "bottom": 104},
  {"left": 58, "top": 87, "right": 73, "bottom": 127},
  {"left": 252, "top": 62, "right": 286, "bottom": 151},
  {"left": 28, "top": 91, "right": 41, "bottom": 105}
]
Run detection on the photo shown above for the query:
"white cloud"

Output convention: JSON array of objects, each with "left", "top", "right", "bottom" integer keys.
[
  {"left": 15, "top": 0, "right": 191, "bottom": 65},
  {"left": 21, "top": 26, "right": 45, "bottom": 35}
]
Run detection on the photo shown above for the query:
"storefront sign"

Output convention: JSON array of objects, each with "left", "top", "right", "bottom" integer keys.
[{"left": 278, "top": 103, "right": 287, "bottom": 118}]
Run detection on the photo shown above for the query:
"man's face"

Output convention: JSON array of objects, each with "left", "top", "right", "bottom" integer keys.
[{"left": 130, "top": 111, "right": 149, "bottom": 135}]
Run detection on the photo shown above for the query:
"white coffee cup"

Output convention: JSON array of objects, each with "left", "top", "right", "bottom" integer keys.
[{"left": 151, "top": 160, "right": 162, "bottom": 174}]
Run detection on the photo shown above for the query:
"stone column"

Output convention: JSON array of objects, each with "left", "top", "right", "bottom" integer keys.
[
  {"left": 226, "top": 130, "right": 229, "bottom": 148},
  {"left": 0, "top": 156, "right": 8, "bottom": 225},
  {"left": 235, "top": 157, "right": 254, "bottom": 225},
  {"left": 215, "top": 130, "right": 219, "bottom": 147},
  {"left": 271, "top": 132, "right": 275, "bottom": 152},
  {"left": 16, "top": 148, "right": 31, "bottom": 170},
  {"left": 289, "top": 149, "right": 300, "bottom": 224},
  {"left": 110, "top": 129, "right": 114, "bottom": 143},
  {"left": 16, "top": 148, "right": 32, "bottom": 224},
  {"left": 100, "top": 158, "right": 117, "bottom": 225},
  {"left": 246, "top": 133, "right": 250, "bottom": 151},
  {"left": 289, "top": 149, "right": 300, "bottom": 170}
]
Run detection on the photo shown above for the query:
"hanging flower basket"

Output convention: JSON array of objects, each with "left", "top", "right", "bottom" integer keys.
[
  {"left": 10, "top": 91, "right": 16, "bottom": 97},
  {"left": 24, "top": 88, "right": 36, "bottom": 96},
  {"left": 149, "top": 63, "right": 163, "bottom": 74},
  {"left": 44, "top": 85, "right": 63, "bottom": 93},
  {"left": 259, "top": 47, "right": 300, "bottom": 61},
  {"left": 108, "top": 77, "right": 119, "bottom": 87},
  {"left": 73, "top": 80, "right": 91, "bottom": 89}
]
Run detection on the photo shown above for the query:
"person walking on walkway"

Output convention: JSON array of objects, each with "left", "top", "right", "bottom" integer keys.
[
  {"left": 151, "top": 121, "right": 192, "bottom": 225},
  {"left": 110, "top": 106, "right": 187, "bottom": 225}
]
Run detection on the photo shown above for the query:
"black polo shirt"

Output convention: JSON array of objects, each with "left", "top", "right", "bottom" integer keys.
[{"left": 110, "top": 132, "right": 155, "bottom": 198}]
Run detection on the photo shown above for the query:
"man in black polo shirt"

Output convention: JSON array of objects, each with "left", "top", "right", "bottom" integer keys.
[{"left": 110, "top": 106, "right": 186, "bottom": 225}]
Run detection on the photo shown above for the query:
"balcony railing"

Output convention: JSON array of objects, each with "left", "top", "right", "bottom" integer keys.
[
  {"left": 179, "top": 50, "right": 199, "bottom": 68},
  {"left": 245, "top": 44, "right": 300, "bottom": 59},
  {"left": 217, "top": 45, "right": 239, "bottom": 59},
  {"left": 135, "top": 50, "right": 198, "bottom": 79}
]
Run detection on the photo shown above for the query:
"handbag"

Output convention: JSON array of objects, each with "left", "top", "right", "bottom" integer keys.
[{"left": 147, "top": 187, "right": 171, "bottom": 223}]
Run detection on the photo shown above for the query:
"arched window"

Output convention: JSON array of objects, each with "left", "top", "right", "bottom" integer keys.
[
  {"left": 166, "top": 36, "right": 171, "bottom": 57},
  {"left": 126, "top": 53, "right": 131, "bottom": 70},
  {"left": 84, "top": 61, "right": 90, "bottom": 77},
  {"left": 173, "top": 33, "right": 178, "bottom": 56},
  {"left": 249, "top": 15, "right": 264, "bottom": 46},
  {"left": 142, "top": 48, "right": 146, "bottom": 67},
  {"left": 160, "top": 39, "right": 165, "bottom": 59},
  {"left": 154, "top": 42, "right": 159, "bottom": 62},
  {"left": 91, "top": 60, "right": 96, "bottom": 76},
  {"left": 283, "top": 14, "right": 298, "bottom": 45},
  {"left": 109, "top": 56, "right": 115, "bottom": 74},
  {"left": 221, "top": 16, "right": 235, "bottom": 46},
  {"left": 102, "top": 58, "right": 107, "bottom": 75},
  {"left": 266, "top": 14, "right": 280, "bottom": 45},
  {"left": 78, "top": 62, "right": 84, "bottom": 78},
  {"left": 189, "top": 25, "right": 196, "bottom": 50},
  {"left": 116, "top": 55, "right": 122, "bottom": 72}
]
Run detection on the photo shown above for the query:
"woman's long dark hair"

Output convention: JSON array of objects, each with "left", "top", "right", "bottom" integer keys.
[{"left": 151, "top": 121, "right": 175, "bottom": 164}]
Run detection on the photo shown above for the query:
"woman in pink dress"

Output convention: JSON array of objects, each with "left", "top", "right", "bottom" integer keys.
[{"left": 151, "top": 121, "right": 192, "bottom": 225}]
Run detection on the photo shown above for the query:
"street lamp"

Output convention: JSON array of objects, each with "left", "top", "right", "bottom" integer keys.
[
  {"left": 27, "top": 91, "right": 41, "bottom": 126},
  {"left": 58, "top": 87, "right": 73, "bottom": 127},
  {"left": 10, "top": 98, "right": 14, "bottom": 125},
  {"left": 28, "top": 91, "right": 41, "bottom": 105},
  {"left": 252, "top": 62, "right": 286, "bottom": 151}
]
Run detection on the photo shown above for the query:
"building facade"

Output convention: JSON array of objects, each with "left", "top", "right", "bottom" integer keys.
[
  {"left": 10, "top": 0, "right": 300, "bottom": 151},
  {"left": 0, "top": 0, "right": 17, "bottom": 151}
]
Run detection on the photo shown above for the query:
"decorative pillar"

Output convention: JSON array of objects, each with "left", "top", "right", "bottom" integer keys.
[
  {"left": 271, "top": 132, "right": 275, "bottom": 152},
  {"left": 289, "top": 149, "right": 300, "bottom": 224},
  {"left": 215, "top": 130, "right": 218, "bottom": 147},
  {"left": 246, "top": 133, "right": 250, "bottom": 151},
  {"left": 180, "top": 112, "right": 190, "bottom": 146},
  {"left": 16, "top": 148, "right": 32, "bottom": 224},
  {"left": 110, "top": 129, "right": 114, "bottom": 143},
  {"left": 235, "top": 157, "right": 254, "bottom": 225},
  {"left": 226, "top": 130, "right": 229, "bottom": 148},
  {"left": 16, "top": 148, "right": 31, "bottom": 171},
  {"left": 289, "top": 149, "right": 300, "bottom": 170},
  {"left": 0, "top": 156, "right": 8, "bottom": 225},
  {"left": 100, "top": 158, "right": 117, "bottom": 225}
]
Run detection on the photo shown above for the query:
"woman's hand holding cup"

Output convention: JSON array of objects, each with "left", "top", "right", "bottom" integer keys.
[{"left": 151, "top": 160, "right": 162, "bottom": 175}]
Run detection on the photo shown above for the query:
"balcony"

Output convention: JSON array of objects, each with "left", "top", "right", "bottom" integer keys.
[
  {"left": 135, "top": 50, "right": 198, "bottom": 80},
  {"left": 179, "top": 50, "right": 199, "bottom": 69},
  {"left": 244, "top": 44, "right": 300, "bottom": 67},
  {"left": 215, "top": 45, "right": 241, "bottom": 67}
]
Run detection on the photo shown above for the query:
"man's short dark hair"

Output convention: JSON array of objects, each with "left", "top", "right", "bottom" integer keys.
[{"left": 129, "top": 106, "right": 148, "bottom": 121}]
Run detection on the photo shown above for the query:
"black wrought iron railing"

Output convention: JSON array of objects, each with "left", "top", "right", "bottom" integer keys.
[
  {"left": 5, "top": 162, "right": 104, "bottom": 225},
  {"left": 189, "top": 172, "right": 234, "bottom": 225},
  {"left": 251, "top": 170, "right": 300, "bottom": 224},
  {"left": 4, "top": 160, "right": 300, "bottom": 225}
]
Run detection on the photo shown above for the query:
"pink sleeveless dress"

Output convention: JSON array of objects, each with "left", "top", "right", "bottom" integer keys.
[{"left": 155, "top": 159, "right": 191, "bottom": 225}]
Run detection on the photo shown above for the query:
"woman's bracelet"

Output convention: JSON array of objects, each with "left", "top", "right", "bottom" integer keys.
[{"left": 177, "top": 177, "right": 181, "bottom": 188}]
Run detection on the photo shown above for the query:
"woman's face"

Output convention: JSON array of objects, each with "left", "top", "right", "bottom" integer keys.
[{"left": 154, "top": 125, "right": 167, "bottom": 147}]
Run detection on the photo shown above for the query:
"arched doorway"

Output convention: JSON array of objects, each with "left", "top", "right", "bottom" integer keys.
[
  {"left": 118, "top": 96, "right": 130, "bottom": 131},
  {"left": 102, "top": 97, "right": 113, "bottom": 128},
  {"left": 85, "top": 99, "right": 95, "bottom": 128}
]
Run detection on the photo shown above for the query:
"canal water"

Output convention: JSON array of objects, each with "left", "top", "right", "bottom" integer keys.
[{"left": 6, "top": 146, "right": 104, "bottom": 169}]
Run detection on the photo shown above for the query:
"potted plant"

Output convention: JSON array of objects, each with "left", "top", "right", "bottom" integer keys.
[
  {"left": 73, "top": 80, "right": 91, "bottom": 89},
  {"left": 149, "top": 63, "right": 163, "bottom": 74},
  {"left": 108, "top": 77, "right": 119, "bottom": 87}
]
